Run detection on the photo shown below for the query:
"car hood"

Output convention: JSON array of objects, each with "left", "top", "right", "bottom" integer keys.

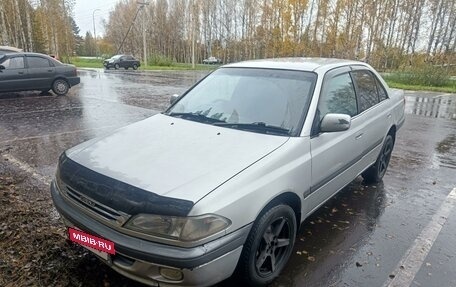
[{"left": 66, "top": 114, "right": 289, "bottom": 203}]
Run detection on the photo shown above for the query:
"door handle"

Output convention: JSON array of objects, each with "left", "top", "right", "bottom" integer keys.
[
  {"left": 18, "top": 71, "right": 24, "bottom": 75},
  {"left": 47, "top": 70, "right": 53, "bottom": 72},
  {"left": 387, "top": 113, "right": 392, "bottom": 118},
  {"left": 356, "top": 133, "right": 363, "bottom": 140}
]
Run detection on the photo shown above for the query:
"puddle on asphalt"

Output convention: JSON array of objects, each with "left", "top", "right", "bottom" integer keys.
[
  {"left": 405, "top": 95, "right": 456, "bottom": 119},
  {"left": 435, "top": 134, "right": 456, "bottom": 169}
]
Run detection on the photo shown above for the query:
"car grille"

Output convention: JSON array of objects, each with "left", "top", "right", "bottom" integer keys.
[{"left": 63, "top": 185, "right": 130, "bottom": 226}]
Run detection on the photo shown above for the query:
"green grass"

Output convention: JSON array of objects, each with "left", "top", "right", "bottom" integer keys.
[
  {"left": 70, "top": 57, "right": 217, "bottom": 71},
  {"left": 141, "top": 63, "right": 217, "bottom": 71},
  {"left": 70, "top": 57, "right": 104, "bottom": 68},
  {"left": 382, "top": 67, "right": 456, "bottom": 93},
  {"left": 384, "top": 80, "right": 456, "bottom": 93}
]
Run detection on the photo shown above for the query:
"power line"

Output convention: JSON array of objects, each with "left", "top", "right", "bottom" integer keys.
[{"left": 115, "top": 1, "right": 148, "bottom": 55}]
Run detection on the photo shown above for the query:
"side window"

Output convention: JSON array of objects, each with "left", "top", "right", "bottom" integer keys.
[
  {"left": 27, "top": 56, "right": 51, "bottom": 68},
  {"left": 318, "top": 72, "right": 358, "bottom": 122},
  {"left": 376, "top": 78, "right": 388, "bottom": 101},
  {"left": 1, "top": 57, "right": 25, "bottom": 69},
  {"left": 351, "top": 70, "right": 379, "bottom": 112}
]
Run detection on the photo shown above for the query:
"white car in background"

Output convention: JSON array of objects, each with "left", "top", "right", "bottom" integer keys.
[
  {"left": 0, "top": 46, "right": 22, "bottom": 55},
  {"left": 51, "top": 58, "right": 405, "bottom": 286},
  {"left": 203, "top": 56, "right": 221, "bottom": 64}
]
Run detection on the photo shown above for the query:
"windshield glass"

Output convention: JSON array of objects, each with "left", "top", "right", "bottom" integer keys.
[
  {"left": 110, "top": 55, "right": 122, "bottom": 60},
  {"left": 166, "top": 68, "right": 316, "bottom": 136}
]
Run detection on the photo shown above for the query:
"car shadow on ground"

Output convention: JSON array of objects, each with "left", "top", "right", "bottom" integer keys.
[{"left": 0, "top": 91, "right": 55, "bottom": 99}]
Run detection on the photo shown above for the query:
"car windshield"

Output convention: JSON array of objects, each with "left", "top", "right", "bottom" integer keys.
[
  {"left": 166, "top": 68, "right": 317, "bottom": 136},
  {"left": 110, "top": 55, "right": 122, "bottom": 60}
]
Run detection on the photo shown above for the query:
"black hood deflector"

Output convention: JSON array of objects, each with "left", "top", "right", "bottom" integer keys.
[{"left": 58, "top": 153, "right": 194, "bottom": 217}]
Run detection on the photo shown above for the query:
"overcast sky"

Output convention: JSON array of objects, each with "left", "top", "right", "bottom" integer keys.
[{"left": 74, "top": 0, "right": 118, "bottom": 37}]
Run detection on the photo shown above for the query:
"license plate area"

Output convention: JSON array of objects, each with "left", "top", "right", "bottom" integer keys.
[{"left": 68, "top": 227, "right": 115, "bottom": 261}]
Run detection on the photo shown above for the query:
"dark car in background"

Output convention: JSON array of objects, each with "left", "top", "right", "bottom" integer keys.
[
  {"left": 0, "top": 52, "right": 80, "bottom": 96},
  {"left": 104, "top": 55, "right": 140, "bottom": 70}
]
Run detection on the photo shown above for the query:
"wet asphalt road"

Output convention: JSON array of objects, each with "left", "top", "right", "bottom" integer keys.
[{"left": 0, "top": 69, "right": 455, "bottom": 287}]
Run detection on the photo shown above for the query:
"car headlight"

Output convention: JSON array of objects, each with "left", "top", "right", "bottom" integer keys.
[{"left": 124, "top": 214, "right": 231, "bottom": 241}]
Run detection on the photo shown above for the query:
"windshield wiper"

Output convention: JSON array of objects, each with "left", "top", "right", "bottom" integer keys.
[
  {"left": 213, "top": 122, "right": 290, "bottom": 135},
  {"left": 168, "top": 112, "right": 226, "bottom": 124}
]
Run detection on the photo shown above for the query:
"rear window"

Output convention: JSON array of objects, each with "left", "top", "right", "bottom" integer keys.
[
  {"left": 376, "top": 77, "right": 388, "bottom": 101},
  {"left": 351, "top": 70, "right": 379, "bottom": 112},
  {"left": 27, "top": 56, "right": 51, "bottom": 68}
]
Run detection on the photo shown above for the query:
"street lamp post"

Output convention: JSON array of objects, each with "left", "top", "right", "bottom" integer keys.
[
  {"left": 137, "top": 1, "right": 149, "bottom": 68},
  {"left": 92, "top": 9, "right": 100, "bottom": 58}
]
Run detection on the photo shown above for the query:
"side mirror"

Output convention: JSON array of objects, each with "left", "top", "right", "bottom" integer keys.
[
  {"left": 320, "top": 113, "right": 351, "bottom": 133},
  {"left": 0, "top": 65, "right": 5, "bottom": 70},
  {"left": 170, "top": 94, "right": 179, "bottom": 105}
]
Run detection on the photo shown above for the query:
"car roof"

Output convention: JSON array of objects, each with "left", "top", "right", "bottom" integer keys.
[
  {"left": 3, "top": 52, "right": 53, "bottom": 58},
  {"left": 223, "top": 57, "right": 368, "bottom": 72},
  {"left": 0, "top": 46, "right": 23, "bottom": 52}
]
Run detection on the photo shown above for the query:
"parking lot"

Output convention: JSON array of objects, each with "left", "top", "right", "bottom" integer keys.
[{"left": 0, "top": 69, "right": 455, "bottom": 287}]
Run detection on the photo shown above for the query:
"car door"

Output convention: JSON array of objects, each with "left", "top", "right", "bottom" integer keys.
[
  {"left": 126, "top": 56, "right": 134, "bottom": 67},
  {"left": 308, "top": 67, "right": 364, "bottom": 213},
  {"left": 0, "top": 55, "right": 27, "bottom": 92},
  {"left": 350, "top": 67, "right": 391, "bottom": 167},
  {"left": 25, "top": 55, "right": 55, "bottom": 90},
  {"left": 119, "top": 56, "right": 127, "bottom": 68}
]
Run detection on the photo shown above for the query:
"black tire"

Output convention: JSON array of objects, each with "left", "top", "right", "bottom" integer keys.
[
  {"left": 132, "top": 64, "right": 138, "bottom": 70},
  {"left": 52, "top": 79, "right": 70, "bottom": 96},
  {"left": 114, "top": 63, "right": 120, "bottom": 70},
  {"left": 362, "top": 134, "right": 394, "bottom": 183},
  {"left": 106, "top": 66, "right": 110, "bottom": 70},
  {"left": 237, "top": 204, "right": 296, "bottom": 286}
]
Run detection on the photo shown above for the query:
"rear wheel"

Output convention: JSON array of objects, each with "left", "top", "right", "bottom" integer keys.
[
  {"left": 52, "top": 79, "right": 69, "bottom": 96},
  {"left": 132, "top": 64, "right": 138, "bottom": 70},
  {"left": 362, "top": 134, "right": 394, "bottom": 183},
  {"left": 237, "top": 204, "right": 296, "bottom": 286}
]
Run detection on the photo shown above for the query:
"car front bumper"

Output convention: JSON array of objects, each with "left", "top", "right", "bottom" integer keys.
[{"left": 51, "top": 180, "right": 250, "bottom": 286}]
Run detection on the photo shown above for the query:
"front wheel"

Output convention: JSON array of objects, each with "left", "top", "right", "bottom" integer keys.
[
  {"left": 237, "top": 204, "right": 296, "bottom": 286},
  {"left": 362, "top": 134, "right": 394, "bottom": 183},
  {"left": 52, "top": 79, "right": 70, "bottom": 96},
  {"left": 114, "top": 63, "right": 120, "bottom": 70}
]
